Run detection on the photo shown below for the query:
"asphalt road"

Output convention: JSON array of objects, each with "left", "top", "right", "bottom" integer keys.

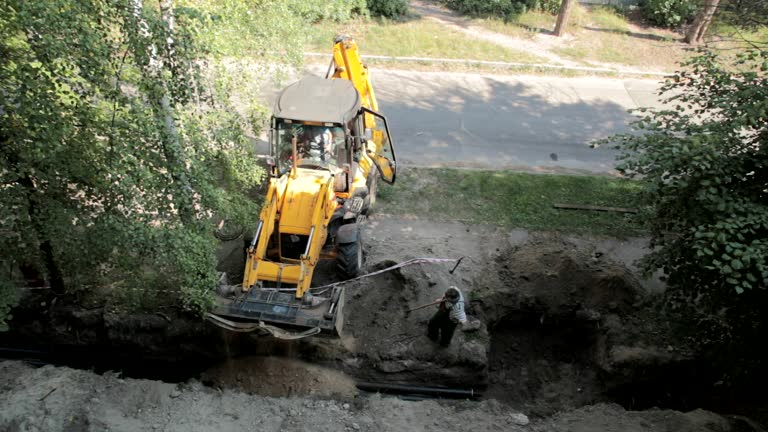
[{"left": 263, "top": 67, "right": 665, "bottom": 174}]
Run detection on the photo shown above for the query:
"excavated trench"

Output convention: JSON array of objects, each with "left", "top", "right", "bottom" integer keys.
[
  {"left": 485, "top": 313, "right": 602, "bottom": 416},
  {"left": 0, "top": 236, "right": 760, "bottom": 421},
  {"left": 0, "top": 302, "right": 721, "bottom": 413},
  {"left": 0, "top": 316, "right": 695, "bottom": 414}
]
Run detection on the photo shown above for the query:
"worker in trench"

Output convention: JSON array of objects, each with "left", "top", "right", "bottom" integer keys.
[{"left": 427, "top": 286, "right": 467, "bottom": 347}]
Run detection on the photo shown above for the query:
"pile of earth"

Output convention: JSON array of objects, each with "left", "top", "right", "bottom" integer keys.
[
  {"left": 0, "top": 217, "right": 760, "bottom": 427},
  {"left": 0, "top": 360, "right": 748, "bottom": 432}
]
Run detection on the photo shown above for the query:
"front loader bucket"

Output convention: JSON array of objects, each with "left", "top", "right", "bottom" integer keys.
[{"left": 207, "top": 285, "right": 345, "bottom": 340}]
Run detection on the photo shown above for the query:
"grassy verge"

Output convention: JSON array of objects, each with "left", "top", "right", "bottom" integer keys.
[
  {"left": 377, "top": 168, "right": 646, "bottom": 237},
  {"left": 304, "top": 18, "right": 548, "bottom": 64},
  {"left": 472, "top": 5, "right": 689, "bottom": 70},
  {"left": 308, "top": 56, "right": 665, "bottom": 79}
]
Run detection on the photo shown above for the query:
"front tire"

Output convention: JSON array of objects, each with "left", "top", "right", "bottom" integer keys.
[{"left": 337, "top": 235, "right": 363, "bottom": 279}]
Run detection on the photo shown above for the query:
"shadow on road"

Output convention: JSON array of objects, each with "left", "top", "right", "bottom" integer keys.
[{"left": 375, "top": 72, "right": 641, "bottom": 174}]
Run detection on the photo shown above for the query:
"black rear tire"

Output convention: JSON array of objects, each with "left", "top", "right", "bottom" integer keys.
[{"left": 337, "top": 235, "right": 363, "bottom": 279}]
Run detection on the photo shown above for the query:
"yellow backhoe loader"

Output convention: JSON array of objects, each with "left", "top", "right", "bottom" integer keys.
[{"left": 207, "top": 36, "right": 396, "bottom": 339}]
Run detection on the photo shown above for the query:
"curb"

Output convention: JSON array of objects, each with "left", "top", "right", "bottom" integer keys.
[{"left": 303, "top": 52, "right": 672, "bottom": 77}]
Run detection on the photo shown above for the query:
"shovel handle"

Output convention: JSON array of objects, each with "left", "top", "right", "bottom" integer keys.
[{"left": 408, "top": 299, "right": 443, "bottom": 312}]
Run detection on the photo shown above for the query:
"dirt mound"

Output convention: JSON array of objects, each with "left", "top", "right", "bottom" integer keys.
[
  {"left": 532, "top": 403, "right": 734, "bottom": 432},
  {"left": 0, "top": 360, "right": 744, "bottom": 432},
  {"left": 201, "top": 356, "right": 356, "bottom": 398},
  {"left": 473, "top": 233, "right": 644, "bottom": 324},
  {"left": 467, "top": 232, "right": 675, "bottom": 415},
  {"left": 340, "top": 262, "right": 488, "bottom": 388},
  {"left": 1, "top": 218, "right": 759, "bottom": 425}
]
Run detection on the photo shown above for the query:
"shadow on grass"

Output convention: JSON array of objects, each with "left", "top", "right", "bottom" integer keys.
[
  {"left": 582, "top": 26, "right": 676, "bottom": 42},
  {"left": 505, "top": 21, "right": 554, "bottom": 35},
  {"left": 411, "top": 1, "right": 556, "bottom": 35}
]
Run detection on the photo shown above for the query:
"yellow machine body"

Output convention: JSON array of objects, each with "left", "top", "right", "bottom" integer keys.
[{"left": 208, "top": 36, "right": 397, "bottom": 338}]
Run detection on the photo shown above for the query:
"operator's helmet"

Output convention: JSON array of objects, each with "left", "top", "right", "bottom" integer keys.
[{"left": 445, "top": 286, "right": 460, "bottom": 302}]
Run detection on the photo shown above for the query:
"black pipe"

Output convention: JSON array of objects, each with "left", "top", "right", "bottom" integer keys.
[{"left": 356, "top": 382, "right": 478, "bottom": 399}]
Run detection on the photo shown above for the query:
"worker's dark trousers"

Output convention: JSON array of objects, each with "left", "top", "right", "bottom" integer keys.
[{"left": 428, "top": 311, "right": 457, "bottom": 346}]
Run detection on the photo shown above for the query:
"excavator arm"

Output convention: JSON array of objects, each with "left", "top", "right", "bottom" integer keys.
[
  {"left": 329, "top": 35, "right": 396, "bottom": 185},
  {"left": 330, "top": 36, "right": 378, "bottom": 114}
]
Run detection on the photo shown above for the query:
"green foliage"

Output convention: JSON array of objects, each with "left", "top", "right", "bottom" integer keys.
[
  {"left": 183, "top": 0, "right": 365, "bottom": 58},
  {"left": 0, "top": 278, "right": 20, "bottom": 332},
  {"left": 0, "top": 0, "right": 267, "bottom": 319},
  {"left": 607, "top": 49, "right": 767, "bottom": 305},
  {"left": 366, "top": 0, "right": 409, "bottom": 18},
  {"left": 290, "top": 0, "right": 367, "bottom": 22},
  {"left": 179, "top": 0, "right": 304, "bottom": 61},
  {"left": 641, "top": 0, "right": 697, "bottom": 27},
  {"left": 440, "top": 0, "right": 561, "bottom": 20},
  {"left": 718, "top": 0, "right": 768, "bottom": 29}
]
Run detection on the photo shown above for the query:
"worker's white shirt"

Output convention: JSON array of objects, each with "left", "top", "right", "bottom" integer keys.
[{"left": 448, "top": 291, "right": 467, "bottom": 324}]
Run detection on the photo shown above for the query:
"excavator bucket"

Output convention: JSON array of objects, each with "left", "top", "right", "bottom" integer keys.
[{"left": 208, "top": 283, "right": 346, "bottom": 339}]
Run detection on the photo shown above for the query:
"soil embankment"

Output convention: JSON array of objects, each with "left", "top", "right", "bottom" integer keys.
[
  {"left": 0, "top": 360, "right": 739, "bottom": 432},
  {"left": 0, "top": 216, "right": 764, "bottom": 430}
]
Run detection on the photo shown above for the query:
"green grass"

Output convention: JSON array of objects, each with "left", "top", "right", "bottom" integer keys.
[
  {"left": 471, "top": 5, "right": 689, "bottom": 70},
  {"left": 585, "top": 6, "right": 630, "bottom": 32},
  {"left": 377, "top": 168, "right": 646, "bottom": 237},
  {"left": 304, "top": 18, "right": 548, "bottom": 63},
  {"left": 472, "top": 11, "right": 555, "bottom": 38}
]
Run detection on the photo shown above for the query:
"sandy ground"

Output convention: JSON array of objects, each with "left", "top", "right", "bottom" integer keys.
[{"left": 0, "top": 361, "right": 735, "bottom": 432}]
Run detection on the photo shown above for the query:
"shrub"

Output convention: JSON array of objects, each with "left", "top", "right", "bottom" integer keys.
[
  {"left": 641, "top": 0, "right": 698, "bottom": 27},
  {"left": 608, "top": 49, "right": 768, "bottom": 307},
  {"left": 367, "top": 0, "right": 409, "bottom": 18},
  {"left": 0, "top": 0, "right": 267, "bottom": 319},
  {"left": 289, "top": 0, "right": 367, "bottom": 22},
  {"left": 441, "top": 0, "right": 560, "bottom": 20},
  {"left": 603, "top": 48, "right": 768, "bottom": 390}
]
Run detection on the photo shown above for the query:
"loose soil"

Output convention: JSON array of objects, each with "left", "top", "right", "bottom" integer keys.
[
  {"left": 0, "top": 361, "right": 741, "bottom": 432},
  {"left": 0, "top": 216, "right": 764, "bottom": 430}
]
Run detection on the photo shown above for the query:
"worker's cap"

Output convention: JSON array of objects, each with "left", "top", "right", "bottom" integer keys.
[{"left": 445, "top": 286, "right": 460, "bottom": 300}]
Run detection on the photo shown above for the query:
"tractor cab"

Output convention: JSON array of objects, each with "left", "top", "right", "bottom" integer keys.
[{"left": 270, "top": 75, "right": 396, "bottom": 189}]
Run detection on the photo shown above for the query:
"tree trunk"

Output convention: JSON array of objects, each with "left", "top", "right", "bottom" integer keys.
[
  {"left": 685, "top": 0, "right": 721, "bottom": 45},
  {"left": 19, "top": 175, "right": 66, "bottom": 294},
  {"left": 554, "top": 0, "right": 576, "bottom": 37},
  {"left": 130, "top": 0, "right": 195, "bottom": 225},
  {"left": 0, "top": 134, "right": 66, "bottom": 293}
]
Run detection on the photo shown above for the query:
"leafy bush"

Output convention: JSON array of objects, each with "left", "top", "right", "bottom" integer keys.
[
  {"left": 605, "top": 48, "right": 768, "bottom": 389},
  {"left": 441, "top": 0, "right": 560, "bottom": 19},
  {"left": 641, "top": 0, "right": 698, "bottom": 27},
  {"left": 0, "top": 0, "right": 272, "bottom": 319},
  {"left": 367, "top": 0, "right": 409, "bottom": 18},
  {"left": 609, "top": 49, "right": 767, "bottom": 304},
  {"left": 0, "top": 278, "right": 19, "bottom": 332},
  {"left": 288, "top": 0, "right": 367, "bottom": 22}
]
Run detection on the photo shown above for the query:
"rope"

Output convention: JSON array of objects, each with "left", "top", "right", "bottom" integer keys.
[{"left": 309, "top": 257, "right": 462, "bottom": 293}]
